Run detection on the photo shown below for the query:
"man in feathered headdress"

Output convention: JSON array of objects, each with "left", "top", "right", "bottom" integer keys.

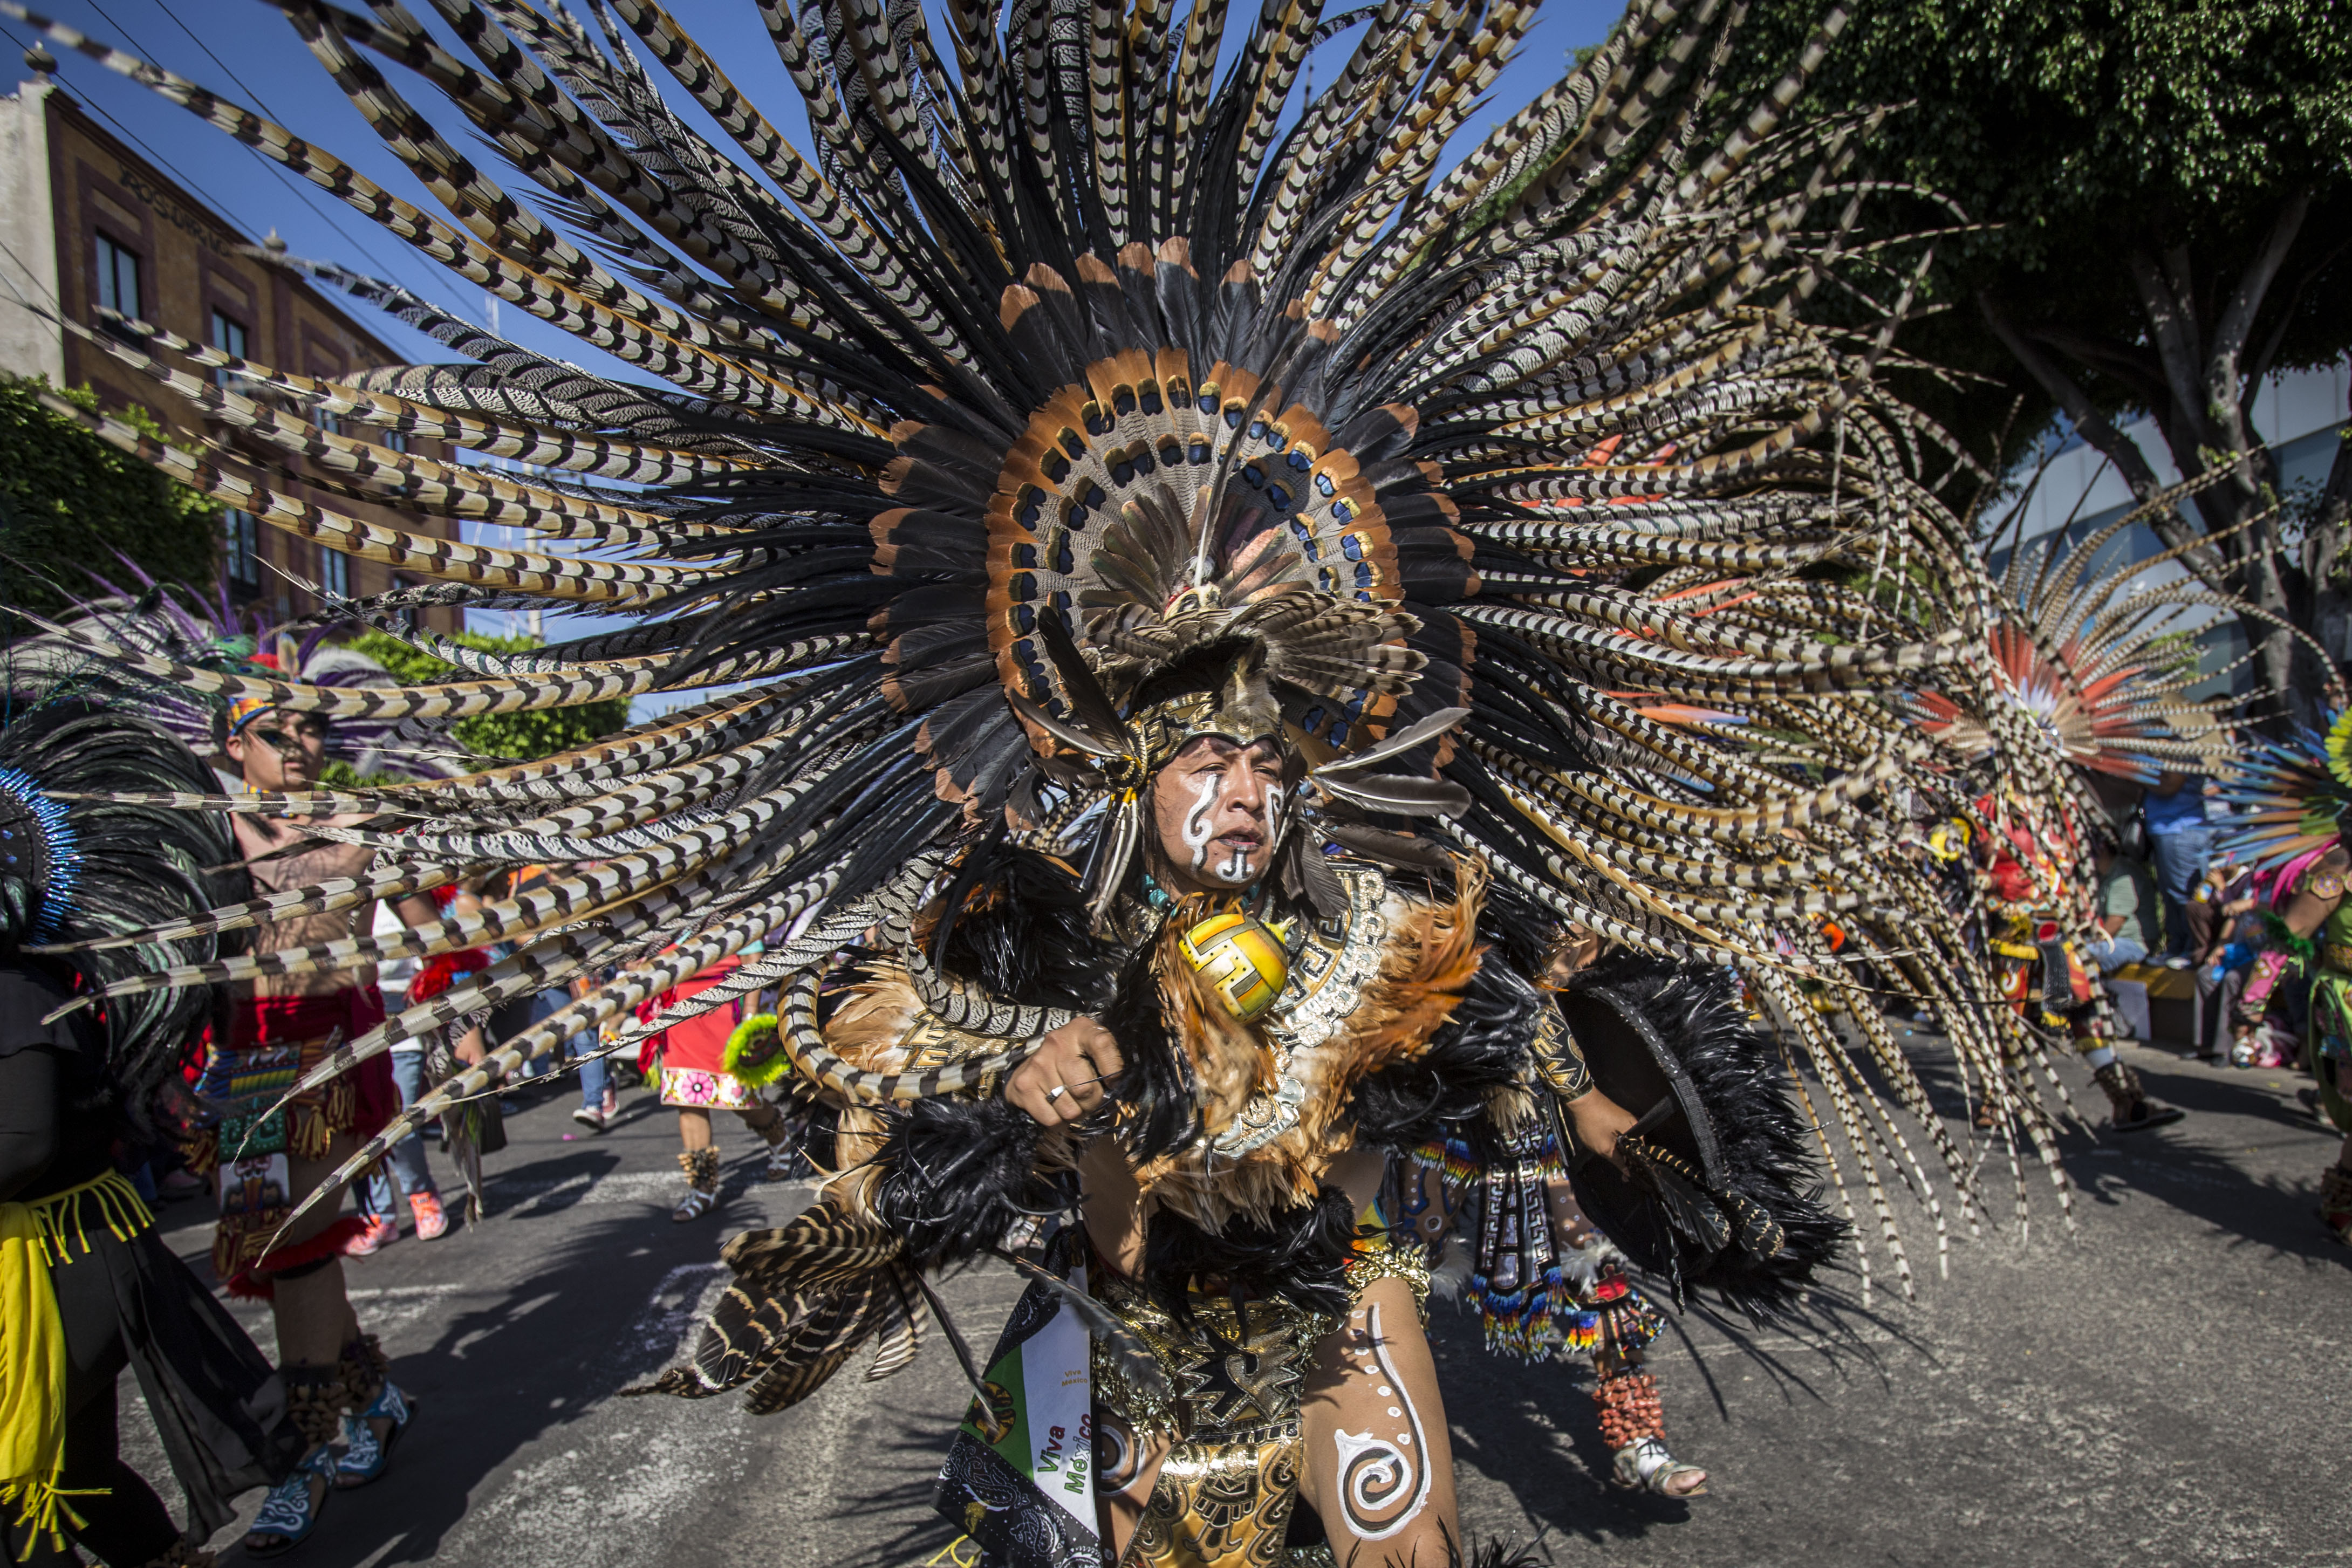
[
  {"left": 196, "top": 681, "right": 432, "bottom": 1552},
  {"left": 612, "top": 591, "right": 1823, "bottom": 1567},
  {"left": 915, "top": 619, "right": 1512, "bottom": 1565}
]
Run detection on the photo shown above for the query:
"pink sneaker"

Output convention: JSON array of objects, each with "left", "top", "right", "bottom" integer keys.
[
  {"left": 409, "top": 1191, "right": 449, "bottom": 1242},
  {"left": 346, "top": 1215, "right": 398, "bottom": 1256}
]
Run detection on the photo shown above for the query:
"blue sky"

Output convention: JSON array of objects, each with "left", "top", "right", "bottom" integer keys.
[
  {"left": 3, "top": 0, "right": 1625, "bottom": 653},
  {"left": 4, "top": 0, "right": 1626, "bottom": 362}
]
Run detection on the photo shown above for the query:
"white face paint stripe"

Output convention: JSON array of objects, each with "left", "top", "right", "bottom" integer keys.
[
  {"left": 1211, "top": 777, "right": 1280, "bottom": 884},
  {"left": 1181, "top": 769, "right": 1222, "bottom": 872}
]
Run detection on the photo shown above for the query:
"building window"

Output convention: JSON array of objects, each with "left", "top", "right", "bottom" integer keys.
[
  {"left": 93, "top": 234, "right": 140, "bottom": 321},
  {"left": 385, "top": 429, "right": 408, "bottom": 454},
  {"left": 223, "top": 508, "right": 260, "bottom": 595},
  {"left": 318, "top": 543, "right": 348, "bottom": 600},
  {"left": 210, "top": 310, "right": 247, "bottom": 389},
  {"left": 313, "top": 406, "right": 340, "bottom": 437}
]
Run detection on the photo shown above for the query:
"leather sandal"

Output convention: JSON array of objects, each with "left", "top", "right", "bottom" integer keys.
[
  {"left": 244, "top": 1444, "right": 337, "bottom": 1557},
  {"left": 334, "top": 1381, "right": 415, "bottom": 1489}
]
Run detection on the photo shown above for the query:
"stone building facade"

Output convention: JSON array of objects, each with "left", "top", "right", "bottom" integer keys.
[{"left": 0, "top": 79, "right": 459, "bottom": 632}]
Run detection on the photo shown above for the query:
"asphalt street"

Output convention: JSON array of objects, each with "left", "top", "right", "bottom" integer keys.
[{"left": 126, "top": 1035, "right": 2348, "bottom": 1568}]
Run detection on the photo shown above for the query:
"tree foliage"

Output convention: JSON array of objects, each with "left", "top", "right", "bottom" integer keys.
[
  {"left": 1737, "top": 0, "right": 2351, "bottom": 457},
  {"left": 343, "top": 630, "right": 628, "bottom": 763},
  {"left": 0, "top": 375, "right": 221, "bottom": 622},
  {"left": 1718, "top": 0, "right": 2352, "bottom": 720}
]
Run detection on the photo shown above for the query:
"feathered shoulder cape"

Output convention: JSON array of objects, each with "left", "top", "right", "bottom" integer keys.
[{"left": 824, "top": 844, "right": 1529, "bottom": 1311}]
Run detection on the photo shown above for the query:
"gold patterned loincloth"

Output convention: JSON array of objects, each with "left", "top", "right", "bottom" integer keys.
[
  {"left": 1092, "top": 1236, "right": 1430, "bottom": 1568},
  {"left": 1127, "top": 1421, "right": 1303, "bottom": 1568}
]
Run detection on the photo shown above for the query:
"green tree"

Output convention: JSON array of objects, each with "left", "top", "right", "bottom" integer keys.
[
  {"left": 0, "top": 375, "right": 221, "bottom": 621},
  {"left": 343, "top": 630, "right": 629, "bottom": 763},
  {"left": 1725, "top": 0, "right": 2352, "bottom": 723}
]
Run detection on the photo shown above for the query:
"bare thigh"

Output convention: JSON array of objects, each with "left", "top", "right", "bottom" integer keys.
[{"left": 1297, "top": 1275, "right": 1458, "bottom": 1565}]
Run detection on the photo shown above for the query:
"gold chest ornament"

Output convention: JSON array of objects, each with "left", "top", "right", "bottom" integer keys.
[{"left": 1176, "top": 910, "right": 1289, "bottom": 1023}]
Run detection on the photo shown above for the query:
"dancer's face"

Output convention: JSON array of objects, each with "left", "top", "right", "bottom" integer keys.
[
  {"left": 226, "top": 710, "right": 329, "bottom": 791},
  {"left": 1150, "top": 736, "right": 1285, "bottom": 894}
]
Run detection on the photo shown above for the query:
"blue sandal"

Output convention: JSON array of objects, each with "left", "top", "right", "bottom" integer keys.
[
  {"left": 245, "top": 1444, "right": 337, "bottom": 1557},
  {"left": 333, "top": 1382, "right": 415, "bottom": 1489}
]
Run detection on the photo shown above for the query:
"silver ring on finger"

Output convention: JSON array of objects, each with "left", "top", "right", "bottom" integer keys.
[{"left": 1046, "top": 1083, "right": 1068, "bottom": 1103}]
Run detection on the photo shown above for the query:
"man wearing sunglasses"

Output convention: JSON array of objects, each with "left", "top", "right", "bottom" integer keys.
[{"left": 195, "top": 694, "right": 435, "bottom": 1553}]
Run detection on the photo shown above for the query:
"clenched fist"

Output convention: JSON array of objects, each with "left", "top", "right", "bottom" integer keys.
[{"left": 1006, "top": 1016, "right": 1124, "bottom": 1127}]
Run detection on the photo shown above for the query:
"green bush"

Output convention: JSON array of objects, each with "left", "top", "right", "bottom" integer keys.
[
  {"left": 0, "top": 374, "right": 221, "bottom": 621},
  {"left": 342, "top": 629, "right": 628, "bottom": 763}
]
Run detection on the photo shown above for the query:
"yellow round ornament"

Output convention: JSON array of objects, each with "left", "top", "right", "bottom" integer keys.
[{"left": 1178, "top": 910, "right": 1290, "bottom": 1023}]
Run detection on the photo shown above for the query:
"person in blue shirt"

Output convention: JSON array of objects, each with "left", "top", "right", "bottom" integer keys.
[{"left": 2143, "top": 772, "right": 2216, "bottom": 961}]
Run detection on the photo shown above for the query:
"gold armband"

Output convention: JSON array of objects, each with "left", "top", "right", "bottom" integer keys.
[{"left": 1529, "top": 999, "right": 1592, "bottom": 1100}]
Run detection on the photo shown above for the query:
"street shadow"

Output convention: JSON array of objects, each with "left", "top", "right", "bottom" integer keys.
[
  {"left": 1431, "top": 1306, "right": 1686, "bottom": 1546},
  {"left": 478, "top": 1144, "right": 624, "bottom": 1219},
  {"left": 238, "top": 1206, "right": 748, "bottom": 1567},
  {"left": 2106, "top": 1056, "right": 2341, "bottom": 1139},
  {"left": 2053, "top": 1092, "right": 2352, "bottom": 1271},
  {"left": 818, "top": 1404, "right": 975, "bottom": 1568},
  {"left": 1788, "top": 1021, "right": 2347, "bottom": 1269},
  {"left": 785, "top": 1268, "right": 1031, "bottom": 1568},
  {"left": 1430, "top": 1262, "right": 1937, "bottom": 1551}
]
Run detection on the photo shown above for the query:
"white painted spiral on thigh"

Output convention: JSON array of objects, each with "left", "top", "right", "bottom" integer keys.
[{"left": 1330, "top": 1302, "right": 1431, "bottom": 1541}]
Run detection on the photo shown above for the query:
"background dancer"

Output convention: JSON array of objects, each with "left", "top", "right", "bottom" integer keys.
[
  {"left": 1912, "top": 497, "right": 2264, "bottom": 1134},
  {"left": 635, "top": 955, "right": 801, "bottom": 1221},
  {"left": 12, "top": 602, "right": 458, "bottom": 1553},
  {"left": 197, "top": 691, "right": 427, "bottom": 1553},
  {"left": 2219, "top": 721, "right": 2352, "bottom": 1243},
  {"left": 0, "top": 699, "right": 301, "bottom": 1568}
]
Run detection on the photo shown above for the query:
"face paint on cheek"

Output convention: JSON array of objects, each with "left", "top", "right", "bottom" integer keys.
[
  {"left": 1207, "top": 781, "right": 1281, "bottom": 885},
  {"left": 1181, "top": 770, "right": 1223, "bottom": 871}
]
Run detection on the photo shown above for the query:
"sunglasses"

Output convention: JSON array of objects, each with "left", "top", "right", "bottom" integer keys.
[{"left": 245, "top": 723, "right": 329, "bottom": 755}]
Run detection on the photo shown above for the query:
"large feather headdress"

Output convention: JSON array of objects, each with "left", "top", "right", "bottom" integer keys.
[
  {"left": 2216, "top": 713, "right": 2352, "bottom": 896},
  {"left": 0, "top": 0, "right": 2088, "bottom": 1287},
  {"left": 1917, "top": 475, "right": 2264, "bottom": 792}
]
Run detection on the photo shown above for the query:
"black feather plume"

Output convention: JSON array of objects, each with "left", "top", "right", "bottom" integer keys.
[
  {"left": 1140, "top": 1185, "right": 1357, "bottom": 1318},
  {"left": 1348, "top": 961, "right": 1535, "bottom": 1159},
  {"left": 869, "top": 1095, "right": 1076, "bottom": 1269},
  {"left": 1569, "top": 954, "right": 1845, "bottom": 1318}
]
